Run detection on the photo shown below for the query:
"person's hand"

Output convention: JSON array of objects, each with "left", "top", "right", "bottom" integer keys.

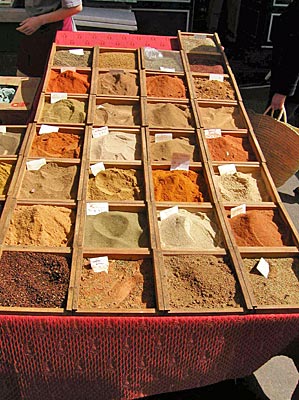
[
  {"left": 16, "top": 16, "right": 43, "bottom": 35},
  {"left": 271, "top": 93, "right": 286, "bottom": 110}
]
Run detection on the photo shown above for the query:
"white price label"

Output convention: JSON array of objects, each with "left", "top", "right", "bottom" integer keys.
[
  {"left": 209, "top": 74, "right": 224, "bottom": 82},
  {"left": 218, "top": 164, "right": 237, "bottom": 175},
  {"left": 50, "top": 92, "right": 67, "bottom": 103},
  {"left": 69, "top": 48, "right": 84, "bottom": 55},
  {"left": 0, "top": 126, "right": 6, "bottom": 133},
  {"left": 86, "top": 202, "right": 109, "bottom": 215},
  {"left": 154, "top": 133, "right": 173, "bottom": 143},
  {"left": 160, "top": 206, "right": 179, "bottom": 221},
  {"left": 230, "top": 204, "right": 246, "bottom": 218},
  {"left": 90, "top": 162, "right": 105, "bottom": 176},
  {"left": 90, "top": 256, "right": 109, "bottom": 273},
  {"left": 60, "top": 67, "right": 76, "bottom": 73},
  {"left": 92, "top": 126, "right": 109, "bottom": 138},
  {"left": 160, "top": 66, "right": 175, "bottom": 72},
  {"left": 204, "top": 128, "right": 222, "bottom": 138},
  {"left": 256, "top": 257, "right": 270, "bottom": 278},
  {"left": 39, "top": 124, "right": 59, "bottom": 134},
  {"left": 170, "top": 152, "right": 190, "bottom": 171},
  {"left": 26, "top": 158, "right": 46, "bottom": 171}
]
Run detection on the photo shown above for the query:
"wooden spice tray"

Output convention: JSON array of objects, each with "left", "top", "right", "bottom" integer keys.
[
  {"left": 94, "top": 68, "right": 142, "bottom": 99},
  {"left": 13, "top": 157, "right": 83, "bottom": 203},
  {"left": 35, "top": 93, "right": 90, "bottom": 126},
  {"left": 155, "top": 248, "right": 248, "bottom": 315},
  {"left": 188, "top": 73, "right": 240, "bottom": 104},
  {"left": 0, "top": 246, "right": 76, "bottom": 315},
  {"left": 82, "top": 161, "right": 151, "bottom": 203},
  {"left": 222, "top": 203, "right": 299, "bottom": 255},
  {"left": 145, "top": 127, "right": 207, "bottom": 164},
  {"left": 88, "top": 95, "right": 143, "bottom": 128},
  {"left": 181, "top": 51, "right": 230, "bottom": 75},
  {"left": 72, "top": 250, "right": 161, "bottom": 315},
  {"left": 210, "top": 163, "right": 278, "bottom": 205},
  {"left": 0, "top": 124, "right": 30, "bottom": 157},
  {"left": 41, "top": 67, "right": 93, "bottom": 96},
  {"left": 85, "top": 125, "right": 147, "bottom": 164},
  {"left": 147, "top": 163, "right": 214, "bottom": 205},
  {"left": 48, "top": 44, "right": 96, "bottom": 70},
  {"left": 23, "top": 123, "right": 86, "bottom": 161},
  {"left": 178, "top": 31, "right": 222, "bottom": 55},
  {"left": 144, "top": 99, "right": 197, "bottom": 130},
  {"left": 237, "top": 253, "right": 299, "bottom": 313},
  {"left": 140, "top": 48, "right": 185, "bottom": 72},
  {"left": 143, "top": 70, "right": 190, "bottom": 101},
  {"left": 97, "top": 46, "right": 141, "bottom": 72},
  {"left": 194, "top": 100, "right": 249, "bottom": 132}
]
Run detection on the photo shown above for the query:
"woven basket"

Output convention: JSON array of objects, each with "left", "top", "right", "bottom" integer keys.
[{"left": 248, "top": 109, "right": 299, "bottom": 187}]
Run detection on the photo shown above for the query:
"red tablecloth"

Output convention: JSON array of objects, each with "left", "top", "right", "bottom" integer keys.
[
  {"left": 1, "top": 314, "right": 299, "bottom": 400},
  {"left": 2, "top": 31, "right": 299, "bottom": 400}
]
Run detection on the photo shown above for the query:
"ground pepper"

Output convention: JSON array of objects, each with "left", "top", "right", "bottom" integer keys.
[
  {"left": 152, "top": 169, "right": 206, "bottom": 202},
  {"left": 47, "top": 70, "right": 90, "bottom": 94}
]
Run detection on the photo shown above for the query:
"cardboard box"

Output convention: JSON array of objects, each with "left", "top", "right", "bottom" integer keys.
[{"left": 0, "top": 76, "right": 41, "bottom": 124}]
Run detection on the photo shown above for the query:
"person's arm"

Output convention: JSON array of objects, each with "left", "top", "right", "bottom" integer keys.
[{"left": 16, "top": 4, "right": 82, "bottom": 35}]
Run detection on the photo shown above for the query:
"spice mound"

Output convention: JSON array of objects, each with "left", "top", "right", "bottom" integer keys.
[
  {"left": 47, "top": 70, "right": 90, "bottom": 93},
  {"left": 0, "top": 251, "right": 71, "bottom": 308},
  {"left": 158, "top": 209, "right": 223, "bottom": 249},
  {"left": 97, "top": 71, "right": 139, "bottom": 96},
  {"left": 42, "top": 99, "right": 86, "bottom": 123},
  {"left": 90, "top": 131, "right": 140, "bottom": 160},
  {"left": 5, "top": 205, "right": 75, "bottom": 247},
  {"left": 181, "top": 36, "right": 217, "bottom": 53},
  {"left": 207, "top": 135, "right": 255, "bottom": 161},
  {"left": 30, "top": 131, "right": 81, "bottom": 158},
  {"left": 79, "top": 258, "right": 155, "bottom": 309},
  {"left": 214, "top": 171, "right": 269, "bottom": 202},
  {"left": 146, "top": 75, "right": 187, "bottom": 98},
  {"left": 147, "top": 103, "right": 194, "bottom": 128},
  {"left": 200, "top": 105, "right": 244, "bottom": 130},
  {"left": 53, "top": 49, "right": 92, "bottom": 67},
  {"left": 0, "top": 162, "right": 14, "bottom": 195},
  {"left": 193, "top": 77, "right": 236, "bottom": 100},
  {"left": 99, "top": 51, "right": 136, "bottom": 69},
  {"left": 95, "top": 103, "right": 140, "bottom": 126},
  {"left": 88, "top": 168, "right": 144, "bottom": 200},
  {"left": 0, "top": 131, "right": 22, "bottom": 155},
  {"left": 84, "top": 211, "right": 149, "bottom": 248},
  {"left": 152, "top": 169, "right": 206, "bottom": 202},
  {"left": 150, "top": 137, "right": 197, "bottom": 161},
  {"left": 19, "top": 162, "right": 78, "bottom": 200},
  {"left": 165, "top": 254, "right": 243, "bottom": 309},
  {"left": 228, "top": 209, "right": 293, "bottom": 247}
]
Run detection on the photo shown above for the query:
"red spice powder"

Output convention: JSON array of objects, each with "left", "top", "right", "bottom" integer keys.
[
  {"left": 228, "top": 209, "right": 293, "bottom": 247},
  {"left": 207, "top": 135, "right": 256, "bottom": 161},
  {"left": 47, "top": 70, "right": 90, "bottom": 93},
  {"left": 152, "top": 169, "right": 207, "bottom": 202}
]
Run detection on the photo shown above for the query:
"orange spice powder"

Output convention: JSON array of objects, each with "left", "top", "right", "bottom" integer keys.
[
  {"left": 152, "top": 169, "right": 205, "bottom": 202},
  {"left": 47, "top": 70, "right": 90, "bottom": 94}
]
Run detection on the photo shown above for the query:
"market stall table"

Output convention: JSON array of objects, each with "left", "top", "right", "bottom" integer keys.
[{"left": 1, "top": 31, "right": 299, "bottom": 400}]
